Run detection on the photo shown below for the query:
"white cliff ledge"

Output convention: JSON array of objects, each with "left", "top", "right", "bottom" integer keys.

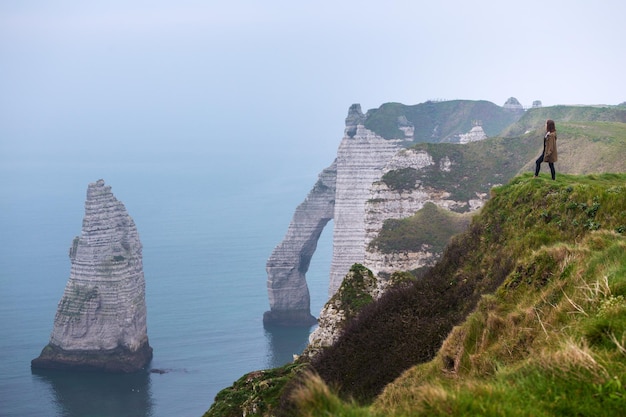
[{"left": 32, "top": 179, "right": 152, "bottom": 373}]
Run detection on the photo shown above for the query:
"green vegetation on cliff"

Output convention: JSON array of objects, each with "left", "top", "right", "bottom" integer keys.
[
  {"left": 369, "top": 202, "right": 471, "bottom": 255},
  {"left": 204, "top": 362, "right": 308, "bottom": 417},
  {"left": 292, "top": 173, "right": 626, "bottom": 416},
  {"left": 501, "top": 105, "right": 626, "bottom": 138},
  {"left": 364, "top": 100, "right": 520, "bottom": 142},
  {"left": 373, "top": 106, "right": 626, "bottom": 264},
  {"left": 401, "top": 136, "right": 537, "bottom": 204}
]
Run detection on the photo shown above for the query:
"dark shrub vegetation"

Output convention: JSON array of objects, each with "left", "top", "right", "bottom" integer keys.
[{"left": 311, "top": 219, "right": 506, "bottom": 403}]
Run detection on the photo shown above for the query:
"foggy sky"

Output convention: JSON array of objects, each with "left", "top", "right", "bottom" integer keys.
[{"left": 1, "top": 0, "right": 625, "bottom": 176}]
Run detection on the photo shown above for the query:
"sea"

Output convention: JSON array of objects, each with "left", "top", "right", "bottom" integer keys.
[{"left": 0, "top": 152, "right": 335, "bottom": 417}]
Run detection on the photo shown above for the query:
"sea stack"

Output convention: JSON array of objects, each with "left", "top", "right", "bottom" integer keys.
[{"left": 32, "top": 179, "right": 152, "bottom": 372}]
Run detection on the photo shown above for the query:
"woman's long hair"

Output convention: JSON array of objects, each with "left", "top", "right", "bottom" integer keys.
[{"left": 546, "top": 119, "right": 556, "bottom": 132}]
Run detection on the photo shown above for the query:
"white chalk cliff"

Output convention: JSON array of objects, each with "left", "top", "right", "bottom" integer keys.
[
  {"left": 329, "top": 115, "right": 406, "bottom": 295},
  {"left": 32, "top": 179, "right": 152, "bottom": 372},
  {"left": 265, "top": 102, "right": 502, "bottom": 328}
]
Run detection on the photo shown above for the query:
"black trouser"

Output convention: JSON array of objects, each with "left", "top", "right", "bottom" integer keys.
[{"left": 535, "top": 152, "right": 555, "bottom": 180}]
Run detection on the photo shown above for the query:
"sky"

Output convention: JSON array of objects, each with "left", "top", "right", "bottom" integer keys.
[{"left": 1, "top": 0, "right": 625, "bottom": 178}]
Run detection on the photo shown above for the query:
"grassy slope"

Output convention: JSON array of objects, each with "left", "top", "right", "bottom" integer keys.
[
  {"left": 501, "top": 106, "right": 626, "bottom": 137},
  {"left": 402, "top": 135, "right": 537, "bottom": 204},
  {"left": 294, "top": 173, "right": 626, "bottom": 416}
]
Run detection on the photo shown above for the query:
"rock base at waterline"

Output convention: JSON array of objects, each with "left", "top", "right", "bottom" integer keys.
[
  {"left": 31, "top": 341, "right": 153, "bottom": 373},
  {"left": 263, "top": 309, "right": 317, "bottom": 327}
]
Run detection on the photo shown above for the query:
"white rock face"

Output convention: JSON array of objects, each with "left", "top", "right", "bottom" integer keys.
[
  {"left": 365, "top": 250, "right": 435, "bottom": 279},
  {"left": 264, "top": 163, "right": 336, "bottom": 326},
  {"left": 308, "top": 143, "right": 489, "bottom": 351},
  {"left": 459, "top": 125, "right": 487, "bottom": 144},
  {"left": 32, "top": 180, "right": 152, "bottom": 372},
  {"left": 306, "top": 301, "right": 345, "bottom": 355},
  {"left": 328, "top": 126, "right": 404, "bottom": 295}
]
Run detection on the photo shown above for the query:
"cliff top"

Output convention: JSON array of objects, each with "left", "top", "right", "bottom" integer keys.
[{"left": 359, "top": 100, "right": 521, "bottom": 142}]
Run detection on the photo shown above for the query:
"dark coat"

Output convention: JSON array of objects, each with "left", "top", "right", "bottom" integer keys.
[{"left": 544, "top": 131, "right": 557, "bottom": 163}]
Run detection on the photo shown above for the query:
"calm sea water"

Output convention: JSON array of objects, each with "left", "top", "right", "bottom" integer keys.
[{"left": 0, "top": 160, "right": 333, "bottom": 417}]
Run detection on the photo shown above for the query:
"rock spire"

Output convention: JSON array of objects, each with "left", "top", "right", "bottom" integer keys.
[{"left": 32, "top": 179, "right": 152, "bottom": 372}]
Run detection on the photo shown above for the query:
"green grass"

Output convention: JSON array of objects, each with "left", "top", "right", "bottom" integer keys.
[
  {"left": 203, "top": 363, "right": 309, "bottom": 417},
  {"left": 500, "top": 105, "right": 626, "bottom": 138}
]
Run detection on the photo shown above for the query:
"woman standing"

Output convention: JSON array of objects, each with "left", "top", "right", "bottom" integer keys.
[{"left": 535, "top": 119, "right": 557, "bottom": 180}]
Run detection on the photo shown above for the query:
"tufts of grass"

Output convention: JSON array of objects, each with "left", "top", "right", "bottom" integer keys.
[
  {"left": 370, "top": 234, "right": 626, "bottom": 416},
  {"left": 288, "top": 372, "right": 379, "bottom": 417}
]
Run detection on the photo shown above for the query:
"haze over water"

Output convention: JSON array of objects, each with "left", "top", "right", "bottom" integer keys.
[{"left": 0, "top": 159, "right": 334, "bottom": 416}]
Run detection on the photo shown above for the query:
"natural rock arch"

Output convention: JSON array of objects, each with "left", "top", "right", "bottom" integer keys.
[{"left": 264, "top": 162, "right": 336, "bottom": 326}]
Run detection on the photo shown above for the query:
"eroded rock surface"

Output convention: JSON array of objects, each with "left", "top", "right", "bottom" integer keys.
[{"left": 329, "top": 117, "right": 405, "bottom": 295}]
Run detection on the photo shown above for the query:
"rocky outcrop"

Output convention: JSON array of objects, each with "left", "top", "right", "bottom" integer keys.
[
  {"left": 458, "top": 124, "right": 487, "bottom": 144},
  {"left": 264, "top": 163, "right": 336, "bottom": 326},
  {"left": 32, "top": 179, "right": 152, "bottom": 372},
  {"left": 305, "top": 264, "right": 378, "bottom": 357},
  {"left": 503, "top": 96, "right": 524, "bottom": 113},
  {"left": 305, "top": 263, "right": 416, "bottom": 358}
]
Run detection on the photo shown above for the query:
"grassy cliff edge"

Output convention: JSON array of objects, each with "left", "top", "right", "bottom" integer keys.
[{"left": 293, "top": 173, "right": 626, "bottom": 416}]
